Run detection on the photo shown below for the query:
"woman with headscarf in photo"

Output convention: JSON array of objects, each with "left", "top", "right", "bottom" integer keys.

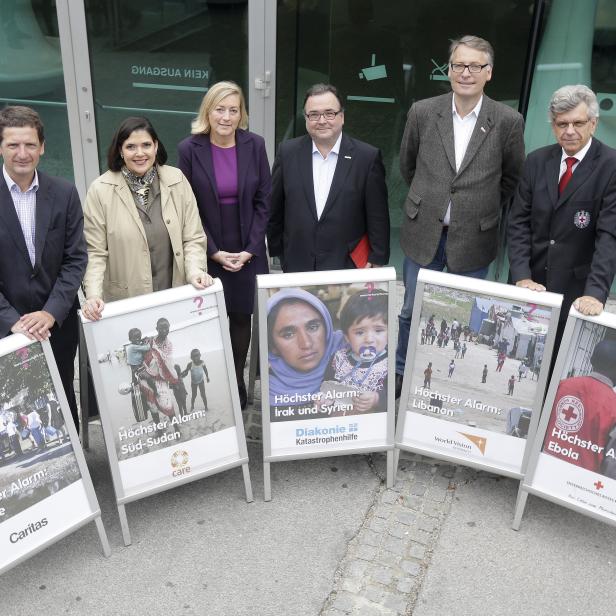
[{"left": 267, "top": 288, "right": 344, "bottom": 407}]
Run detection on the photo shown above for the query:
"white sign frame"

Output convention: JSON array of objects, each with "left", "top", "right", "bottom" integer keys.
[
  {"left": 81, "top": 281, "right": 253, "bottom": 545},
  {"left": 258, "top": 268, "right": 397, "bottom": 500},
  {"left": 514, "top": 308, "right": 616, "bottom": 530},
  {"left": 395, "top": 269, "right": 562, "bottom": 480},
  {"left": 1, "top": 335, "right": 109, "bottom": 575}
]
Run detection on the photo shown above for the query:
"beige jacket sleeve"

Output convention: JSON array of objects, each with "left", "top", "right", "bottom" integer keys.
[
  {"left": 177, "top": 173, "right": 207, "bottom": 282},
  {"left": 82, "top": 180, "right": 108, "bottom": 299}
]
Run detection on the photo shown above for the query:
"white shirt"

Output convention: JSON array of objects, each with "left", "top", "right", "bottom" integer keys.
[
  {"left": 558, "top": 137, "right": 592, "bottom": 181},
  {"left": 312, "top": 132, "right": 342, "bottom": 219},
  {"left": 443, "top": 96, "right": 483, "bottom": 226},
  {"left": 3, "top": 165, "right": 38, "bottom": 265}
]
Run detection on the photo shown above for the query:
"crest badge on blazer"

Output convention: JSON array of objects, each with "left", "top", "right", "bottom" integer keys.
[{"left": 573, "top": 210, "right": 591, "bottom": 229}]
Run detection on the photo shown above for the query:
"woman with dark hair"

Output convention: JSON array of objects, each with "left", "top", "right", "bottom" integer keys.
[
  {"left": 178, "top": 81, "right": 271, "bottom": 409},
  {"left": 267, "top": 288, "right": 344, "bottom": 406},
  {"left": 82, "top": 116, "right": 211, "bottom": 319}
]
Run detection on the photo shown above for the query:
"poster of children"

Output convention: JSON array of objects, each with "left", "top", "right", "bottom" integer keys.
[
  {"left": 403, "top": 282, "right": 552, "bottom": 436},
  {"left": 397, "top": 270, "right": 561, "bottom": 476},
  {"left": 1, "top": 337, "right": 103, "bottom": 574},
  {"left": 83, "top": 284, "right": 245, "bottom": 498},
  {"left": 266, "top": 283, "right": 389, "bottom": 422},
  {"left": 0, "top": 342, "right": 81, "bottom": 524},
  {"left": 259, "top": 268, "right": 396, "bottom": 461}
]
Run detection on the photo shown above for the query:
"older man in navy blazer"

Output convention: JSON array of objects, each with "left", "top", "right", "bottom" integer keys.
[
  {"left": 508, "top": 84, "right": 616, "bottom": 340},
  {"left": 0, "top": 106, "right": 87, "bottom": 427},
  {"left": 268, "top": 83, "right": 390, "bottom": 272}
]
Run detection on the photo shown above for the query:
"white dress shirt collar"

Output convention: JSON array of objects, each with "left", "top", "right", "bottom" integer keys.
[
  {"left": 560, "top": 137, "right": 593, "bottom": 166},
  {"left": 3, "top": 165, "right": 39, "bottom": 193},
  {"left": 452, "top": 95, "right": 483, "bottom": 122}
]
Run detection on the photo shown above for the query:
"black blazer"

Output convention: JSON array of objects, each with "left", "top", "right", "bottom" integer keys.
[
  {"left": 0, "top": 171, "right": 87, "bottom": 336},
  {"left": 267, "top": 133, "right": 390, "bottom": 272},
  {"left": 508, "top": 138, "right": 616, "bottom": 314}
]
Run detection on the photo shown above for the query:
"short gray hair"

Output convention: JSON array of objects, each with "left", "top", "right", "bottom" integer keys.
[
  {"left": 548, "top": 85, "right": 599, "bottom": 121},
  {"left": 449, "top": 35, "right": 494, "bottom": 66}
]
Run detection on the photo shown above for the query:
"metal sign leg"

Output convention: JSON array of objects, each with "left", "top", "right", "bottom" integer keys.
[
  {"left": 512, "top": 484, "right": 529, "bottom": 531},
  {"left": 386, "top": 450, "right": 394, "bottom": 488},
  {"left": 94, "top": 516, "right": 112, "bottom": 557},
  {"left": 263, "top": 462, "right": 272, "bottom": 502},
  {"left": 242, "top": 463, "right": 254, "bottom": 502},
  {"left": 118, "top": 504, "right": 132, "bottom": 546}
]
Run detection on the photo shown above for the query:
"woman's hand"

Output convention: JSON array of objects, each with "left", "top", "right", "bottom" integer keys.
[
  {"left": 212, "top": 250, "right": 253, "bottom": 272},
  {"left": 82, "top": 297, "right": 105, "bottom": 321},
  {"left": 190, "top": 273, "right": 215, "bottom": 289}
]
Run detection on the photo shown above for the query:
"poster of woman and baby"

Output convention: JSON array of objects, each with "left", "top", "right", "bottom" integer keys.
[{"left": 259, "top": 269, "right": 396, "bottom": 459}]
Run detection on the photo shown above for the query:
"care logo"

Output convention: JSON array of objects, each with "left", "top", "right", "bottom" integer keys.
[
  {"left": 170, "top": 449, "right": 191, "bottom": 477},
  {"left": 458, "top": 432, "right": 487, "bottom": 455},
  {"left": 555, "top": 395, "right": 584, "bottom": 432}
]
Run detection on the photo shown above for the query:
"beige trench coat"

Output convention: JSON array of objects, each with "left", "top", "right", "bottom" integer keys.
[{"left": 83, "top": 165, "right": 206, "bottom": 301}]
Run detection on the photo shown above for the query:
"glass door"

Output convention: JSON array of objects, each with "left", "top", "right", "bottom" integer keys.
[
  {"left": 0, "top": 0, "right": 74, "bottom": 180},
  {"left": 84, "top": 0, "right": 254, "bottom": 171}
]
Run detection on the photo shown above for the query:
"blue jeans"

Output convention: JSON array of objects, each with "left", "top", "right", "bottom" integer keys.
[{"left": 395, "top": 230, "right": 489, "bottom": 375}]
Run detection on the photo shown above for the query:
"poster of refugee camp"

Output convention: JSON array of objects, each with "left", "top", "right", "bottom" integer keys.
[
  {"left": 82, "top": 282, "right": 248, "bottom": 501},
  {"left": 1, "top": 336, "right": 101, "bottom": 574},
  {"left": 522, "top": 310, "right": 616, "bottom": 525},
  {"left": 258, "top": 268, "right": 396, "bottom": 459},
  {"left": 396, "top": 270, "right": 561, "bottom": 477}
]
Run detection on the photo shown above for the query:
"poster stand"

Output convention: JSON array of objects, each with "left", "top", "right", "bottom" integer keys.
[
  {"left": 1, "top": 336, "right": 110, "bottom": 575},
  {"left": 81, "top": 282, "right": 253, "bottom": 545},
  {"left": 513, "top": 308, "right": 616, "bottom": 530},
  {"left": 257, "top": 268, "right": 397, "bottom": 500},
  {"left": 395, "top": 269, "right": 562, "bottom": 482}
]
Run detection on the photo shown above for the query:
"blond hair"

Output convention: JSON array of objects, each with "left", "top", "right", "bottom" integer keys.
[{"left": 191, "top": 81, "right": 249, "bottom": 134}]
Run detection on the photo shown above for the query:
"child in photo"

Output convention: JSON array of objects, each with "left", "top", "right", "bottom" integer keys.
[
  {"left": 173, "top": 365, "right": 189, "bottom": 416},
  {"left": 322, "top": 289, "right": 388, "bottom": 413},
  {"left": 126, "top": 327, "right": 157, "bottom": 394},
  {"left": 182, "top": 349, "right": 210, "bottom": 411}
]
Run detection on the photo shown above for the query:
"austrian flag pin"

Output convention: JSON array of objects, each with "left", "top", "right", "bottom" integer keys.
[{"left": 574, "top": 210, "right": 590, "bottom": 229}]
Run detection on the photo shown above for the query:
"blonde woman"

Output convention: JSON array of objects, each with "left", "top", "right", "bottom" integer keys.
[{"left": 178, "top": 81, "right": 271, "bottom": 408}]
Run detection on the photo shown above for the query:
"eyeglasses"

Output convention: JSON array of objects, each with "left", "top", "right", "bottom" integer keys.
[
  {"left": 553, "top": 119, "right": 592, "bottom": 130},
  {"left": 304, "top": 110, "right": 343, "bottom": 122},
  {"left": 450, "top": 63, "right": 490, "bottom": 74}
]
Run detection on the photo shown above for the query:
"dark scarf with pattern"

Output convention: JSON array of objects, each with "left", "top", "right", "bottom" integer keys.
[{"left": 121, "top": 165, "right": 157, "bottom": 209}]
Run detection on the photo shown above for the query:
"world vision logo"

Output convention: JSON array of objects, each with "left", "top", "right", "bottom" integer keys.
[
  {"left": 458, "top": 433, "right": 487, "bottom": 455},
  {"left": 171, "top": 449, "right": 191, "bottom": 477}
]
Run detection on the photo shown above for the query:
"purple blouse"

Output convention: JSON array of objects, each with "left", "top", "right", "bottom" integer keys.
[{"left": 211, "top": 143, "right": 238, "bottom": 204}]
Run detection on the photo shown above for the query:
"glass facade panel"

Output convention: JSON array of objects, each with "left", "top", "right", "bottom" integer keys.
[
  {"left": 0, "top": 0, "right": 73, "bottom": 180},
  {"left": 275, "top": 0, "right": 536, "bottom": 274},
  {"left": 86, "top": 0, "right": 248, "bottom": 171},
  {"left": 525, "top": 0, "right": 616, "bottom": 292}
]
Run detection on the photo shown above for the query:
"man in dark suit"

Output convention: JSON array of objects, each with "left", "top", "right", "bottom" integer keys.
[
  {"left": 0, "top": 106, "right": 87, "bottom": 428},
  {"left": 395, "top": 35, "right": 525, "bottom": 395},
  {"left": 508, "top": 84, "right": 616, "bottom": 340},
  {"left": 267, "top": 83, "right": 390, "bottom": 272}
]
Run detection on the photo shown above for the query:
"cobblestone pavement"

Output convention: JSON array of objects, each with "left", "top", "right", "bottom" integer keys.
[{"left": 319, "top": 456, "right": 470, "bottom": 616}]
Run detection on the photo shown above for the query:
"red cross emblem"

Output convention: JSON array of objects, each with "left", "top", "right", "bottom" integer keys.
[
  {"left": 560, "top": 405, "right": 578, "bottom": 422},
  {"left": 594, "top": 481, "right": 604, "bottom": 490}
]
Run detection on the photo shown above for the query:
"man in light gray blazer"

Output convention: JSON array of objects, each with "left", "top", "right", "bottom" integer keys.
[{"left": 395, "top": 35, "right": 525, "bottom": 396}]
